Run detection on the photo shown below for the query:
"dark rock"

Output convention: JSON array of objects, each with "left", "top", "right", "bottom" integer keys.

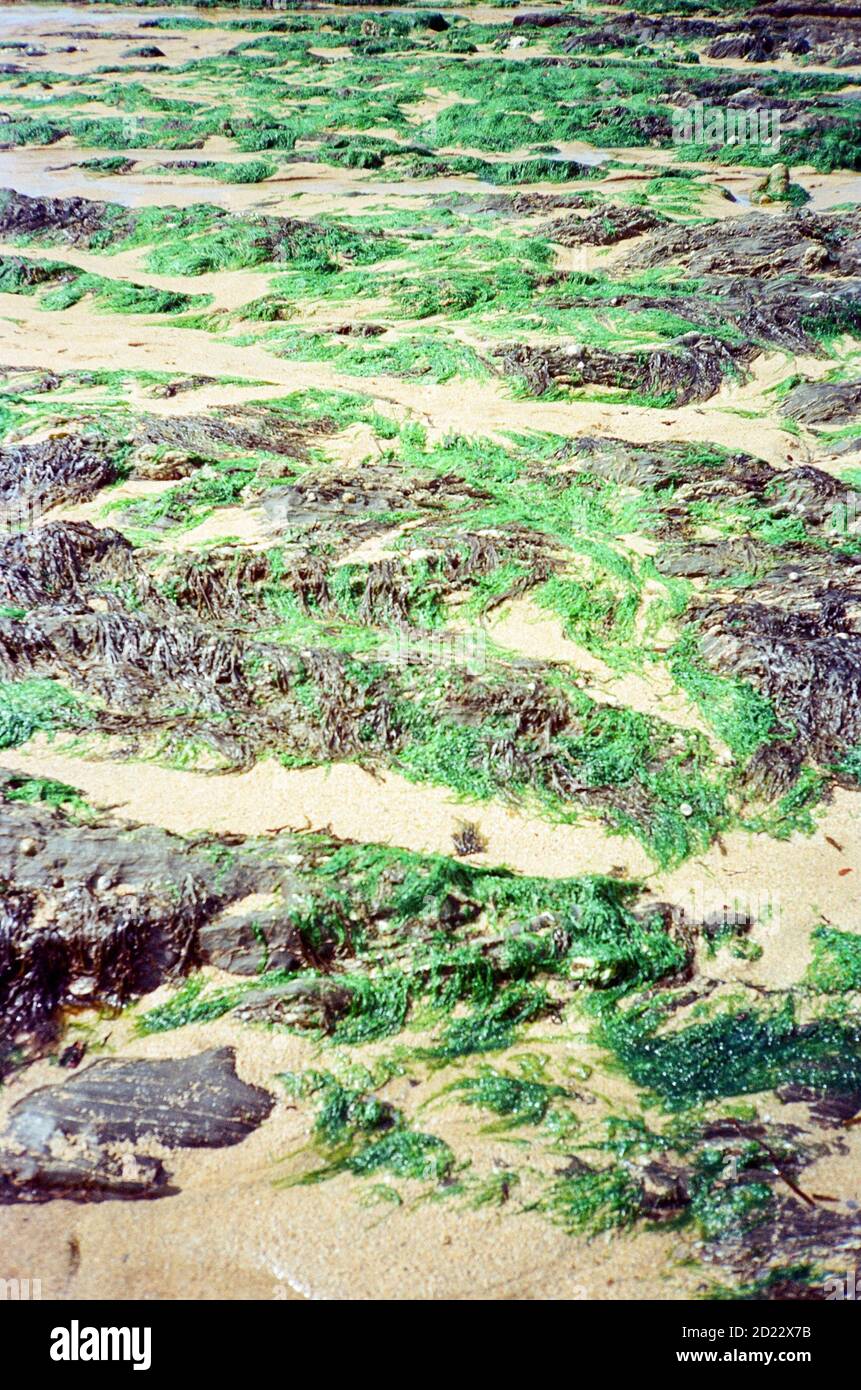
[
  {"left": 782, "top": 378, "right": 861, "bottom": 425},
  {"left": 0, "top": 1145, "right": 169, "bottom": 1203},
  {"left": 130, "top": 446, "right": 197, "bottom": 482},
  {"left": 728, "top": 86, "right": 768, "bottom": 107},
  {"left": 826, "top": 434, "right": 861, "bottom": 458},
  {"left": 58, "top": 1040, "right": 87, "bottom": 1069},
  {"left": 543, "top": 205, "right": 663, "bottom": 246},
  {"left": 199, "top": 909, "right": 306, "bottom": 975},
  {"left": 705, "top": 31, "right": 775, "bottom": 61},
  {"left": 769, "top": 463, "right": 857, "bottom": 528},
  {"left": 656, "top": 538, "right": 766, "bottom": 580},
  {"left": 333, "top": 322, "right": 386, "bottom": 337},
  {"left": 0, "top": 189, "right": 132, "bottom": 247},
  {"left": 0, "top": 775, "right": 290, "bottom": 1063},
  {"left": 622, "top": 209, "right": 861, "bottom": 280},
  {"left": 0, "top": 849, "right": 208, "bottom": 1056},
  {"left": 121, "top": 46, "right": 166, "bottom": 59},
  {"left": 149, "top": 374, "right": 219, "bottom": 399},
  {"left": 260, "top": 464, "right": 465, "bottom": 534},
  {"left": 6, "top": 1047, "right": 273, "bottom": 1151},
  {"left": 0, "top": 1048, "right": 273, "bottom": 1203},
  {"left": 513, "top": 10, "right": 585, "bottom": 28},
  {"left": 233, "top": 976, "right": 354, "bottom": 1030},
  {"left": 638, "top": 1160, "right": 690, "bottom": 1218}
]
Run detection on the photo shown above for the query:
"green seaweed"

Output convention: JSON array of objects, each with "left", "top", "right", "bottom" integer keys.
[
  {"left": 597, "top": 995, "right": 861, "bottom": 1110},
  {"left": 0, "top": 679, "right": 89, "bottom": 750},
  {"left": 805, "top": 927, "right": 861, "bottom": 995}
]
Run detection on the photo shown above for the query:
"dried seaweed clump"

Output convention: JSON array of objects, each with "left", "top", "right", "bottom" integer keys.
[
  {"left": 0, "top": 435, "right": 120, "bottom": 514},
  {"left": 497, "top": 336, "right": 751, "bottom": 404}
]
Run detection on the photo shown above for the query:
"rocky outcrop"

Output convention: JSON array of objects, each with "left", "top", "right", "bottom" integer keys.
[
  {"left": 0, "top": 1048, "right": 273, "bottom": 1202},
  {"left": 782, "top": 378, "right": 861, "bottom": 425}
]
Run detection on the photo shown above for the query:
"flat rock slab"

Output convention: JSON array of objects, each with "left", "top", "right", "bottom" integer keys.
[
  {"left": 0, "top": 1147, "right": 169, "bottom": 1204},
  {"left": 782, "top": 377, "right": 861, "bottom": 425},
  {"left": 6, "top": 1047, "right": 273, "bottom": 1153}
]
